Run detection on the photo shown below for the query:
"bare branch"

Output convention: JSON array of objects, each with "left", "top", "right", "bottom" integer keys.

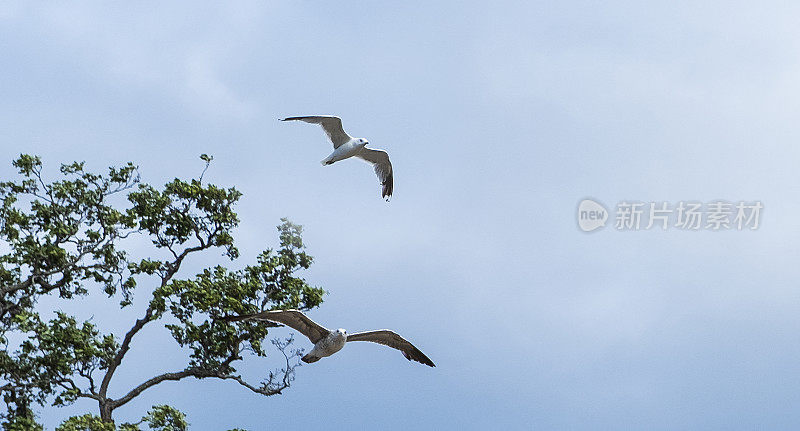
[
  {"left": 55, "top": 378, "right": 101, "bottom": 402},
  {"left": 98, "top": 239, "right": 211, "bottom": 398},
  {"left": 99, "top": 307, "right": 154, "bottom": 398},
  {"left": 112, "top": 368, "right": 201, "bottom": 409}
]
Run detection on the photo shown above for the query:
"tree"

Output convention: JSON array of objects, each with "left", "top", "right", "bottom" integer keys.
[{"left": 0, "top": 154, "right": 325, "bottom": 429}]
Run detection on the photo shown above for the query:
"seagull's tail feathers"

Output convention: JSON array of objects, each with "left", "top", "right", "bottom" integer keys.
[
  {"left": 301, "top": 353, "right": 321, "bottom": 363},
  {"left": 320, "top": 157, "right": 334, "bottom": 166}
]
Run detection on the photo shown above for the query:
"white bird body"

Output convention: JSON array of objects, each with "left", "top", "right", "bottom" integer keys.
[
  {"left": 321, "top": 139, "right": 367, "bottom": 166},
  {"left": 304, "top": 328, "right": 347, "bottom": 363}
]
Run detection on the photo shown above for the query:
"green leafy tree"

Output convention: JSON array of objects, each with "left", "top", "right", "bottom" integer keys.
[
  {"left": 0, "top": 155, "right": 325, "bottom": 428},
  {"left": 55, "top": 405, "right": 187, "bottom": 431}
]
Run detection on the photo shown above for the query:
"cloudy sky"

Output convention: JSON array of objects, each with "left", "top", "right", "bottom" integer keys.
[{"left": 3, "top": 1, "right": 800, "bottom": 429}]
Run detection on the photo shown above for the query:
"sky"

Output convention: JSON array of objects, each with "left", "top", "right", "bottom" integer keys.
[{"left": 2, "top": 1, "right": 800, "bottom": 429}]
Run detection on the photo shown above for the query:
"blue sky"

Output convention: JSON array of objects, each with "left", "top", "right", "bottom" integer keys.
[{"left": 2, "top": 1, "right": 800, "bottom": 429}]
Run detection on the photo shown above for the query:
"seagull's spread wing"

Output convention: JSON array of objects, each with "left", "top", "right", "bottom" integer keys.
[
  {"left": 347, "top": 330, "right": 435, "bottom": 367},
  {"left": 356, "top": 148, "right": 393, "bottom": 200},
  {"left": 281, "top": 116, "right": 351, "bottom": 149},
  {"left": 222, "top": 309, "right": 329, "bottom": 344}
]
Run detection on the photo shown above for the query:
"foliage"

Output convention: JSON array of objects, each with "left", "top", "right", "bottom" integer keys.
[
  {"left": 138, "top": 405, "right": 188, "bottom": 431},
  {"left": 1, "top": 415, "right": 44, "bottom": 431},
  {"left": 0, "top": 155, "right": 325, "bottom": 428},
  {"left": 56, "top": 414, "right": 115, "bottom": 431},
  {"left": 56, "top": 405, "right": 188, "bottom": 431}
]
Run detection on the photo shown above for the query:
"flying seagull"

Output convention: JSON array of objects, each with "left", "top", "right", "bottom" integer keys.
[
  {"left": 280, "top": 116, "right": 393, "bottom": 200},
  {"left": 222, "top": 309, "right": 434, "bottom": 367}
]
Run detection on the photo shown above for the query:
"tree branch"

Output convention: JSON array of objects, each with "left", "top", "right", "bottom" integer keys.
[
  {"left": 112, "top": 369, "right": 202, "bottom": 409},
  {"left": 219, "top": 374, "right": 288, "bottom": 397},
  {"left": 98, "top": 306, "right": 154, "bottom": 398},
  {"left": 98, "top": 241, "right": 209, "bottom": 399},
  {"left": 1, "top": 241, "right": 114, "bottom": 297},
  {"left": 55, "top": 378, "right": 101, "bottom": 402},
  {"left": 113, "top": 361, "right": 290, "bottom": 410}
]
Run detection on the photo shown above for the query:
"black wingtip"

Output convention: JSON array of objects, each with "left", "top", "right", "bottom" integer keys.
[
  {"left": 381, "top": 177, "right": 393, "bottom": 201},
  {"left": 419, "top": 358, "right": 436, "bottom": 367},
  {"left": 404, "top": 351, "right": 435, "bottom": 367}
]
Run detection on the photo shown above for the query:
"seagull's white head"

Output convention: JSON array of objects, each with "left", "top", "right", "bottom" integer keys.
[
  {"left": 357, "top": 138, "right": 368, "bottom": 148},
  {"left": 336, "top": 328, "right": 347, "bottom": 336}
]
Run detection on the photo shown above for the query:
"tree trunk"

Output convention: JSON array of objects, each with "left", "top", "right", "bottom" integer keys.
[{"left": 99, "top": 400, "right": 114, "bottom": 423}]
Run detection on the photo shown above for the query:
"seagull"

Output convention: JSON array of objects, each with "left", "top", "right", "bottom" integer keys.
[
  {"left": 280, "top": 116, "right": 393, "bottom": 200},
  {"left": 222, "top": 309, "right": 435, "bottom": 367}
]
